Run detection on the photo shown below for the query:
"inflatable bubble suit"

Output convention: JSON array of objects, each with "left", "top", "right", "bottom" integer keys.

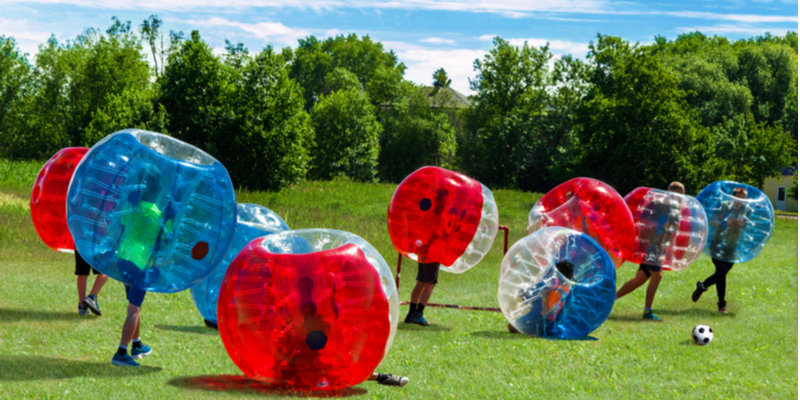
[
  {"left": 31, "top": 147, "right": 88, "bottom": 253},
  {"left": 190, "top": 203, "right": 290, "bottom": 324},
  {"left": 498, "top": 227, "right": 616, "bottom": 339},
  {"left": 387, "top": 166, "right": 499, "bottom": 273},
  {"left": 696, "top": 181, "right": 774, "bottom": 264},
  {"left": 67, "top": 129, "right": 237, "bottom": 292},
  {"left": 624, "top": 188, "right": 708, "bottom": 271},
  {"left": 218, "top": 229, "right": 399, "bottom": 391},
  {"left": 527, "top": 177, "right": 635, "bottom": 267}
]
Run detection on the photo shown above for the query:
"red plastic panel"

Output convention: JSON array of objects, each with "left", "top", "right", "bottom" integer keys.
[
  {"left": 218, "top": 240, "right": 391, "bottom": 391},
  {"left": 387, "top": 166, "right": 483, "bottom": 266},
  {"left": 30, "top": 147, "right": 88, "bottom": 252},
  {"left": 528, "top": 178, "right": 635, "bottom": 267}
]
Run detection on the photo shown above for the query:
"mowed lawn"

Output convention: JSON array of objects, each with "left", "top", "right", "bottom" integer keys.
[{"left": 0, "top": 160, "right": 796, "bottom": 399}]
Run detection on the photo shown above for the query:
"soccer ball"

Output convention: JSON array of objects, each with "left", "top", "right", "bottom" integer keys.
[{"left": 692, "top": 324, "right": 714, "bottom": 346}]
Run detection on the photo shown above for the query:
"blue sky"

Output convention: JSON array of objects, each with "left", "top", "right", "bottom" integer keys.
[{"left": 1, "top": 0, "right": 797, "bottom": 94}]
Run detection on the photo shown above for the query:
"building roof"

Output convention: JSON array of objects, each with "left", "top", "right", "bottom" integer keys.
[
  {"left": 778, "top": 165, "right": 798, "bottom": 176},
  {"left": 422, "top": 86, "right": 472, "bottom": 108}
]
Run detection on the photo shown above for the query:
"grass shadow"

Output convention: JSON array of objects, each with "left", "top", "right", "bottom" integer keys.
[
  {"left": 0, "top": 355, "right": 161, "bottom": 381},
  {"left": 0, "top": 308, "right": 86, "bottom": 323},
  {"left": 168, "top": 375, "right": 368, "bottom": 398},
  {"left": 155, "top": 324, "right": 218, "bottom": 336},
  {"left": 657, "top": 308, "right": 736, "bottom": 318},
  {"left": 397, "top": 323, "right": 451, "bottom": 332},
  {"left": 471, "top": 330, "right": 598, "bottom": 341}
]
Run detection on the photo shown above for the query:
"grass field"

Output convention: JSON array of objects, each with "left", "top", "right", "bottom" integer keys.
[{"left": 0, "top": 160, "right": 797, "bottom": 399}]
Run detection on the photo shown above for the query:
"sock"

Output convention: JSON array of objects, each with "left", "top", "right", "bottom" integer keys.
[
  {"left": 418, "top": 304, "right": 426, "bottom": 314},
  {"left": 132, "top": 338, "right": 142, "bottom": 348},
  {"left": 117, "top": 345, "right": 128, "bottom": 356},
  {"left": 644, "top": 307, "right": 652, "bottom": 313},
  {"left": 408, "top": 303, "right": 418, "bottom": 314}
]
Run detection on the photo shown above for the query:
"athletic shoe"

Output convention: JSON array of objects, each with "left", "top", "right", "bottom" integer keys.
[
  {"left": 112, "top": 353, "right": 140, "bottom": 367},
  {"left": 718, "top": 301, "right": 728, "bottom": 314},
  {"left": 78, "top": 305, "right": 88, "bottom": 316},
  {"left": 642, "top": 311, "right": 662, "bottom": 322},
  {"left": 82, "top": 295, "right": 102, "bottom": 316},
  {"left": 131, "top": 344, "right": 152, "bottom": 359},
  {"left": 691, "top": 281, "right": 706, "bottom": 303},
  {"left": 204, "top": 319, "right": 219, "bottom": 330},
  {"left": 376, "top": 374, "right": 409, "bottom": 387},
  {"left": 408, "top": 312, "right": 430, "bottom": 327},
  {"left": 403, "top": 313, "right": 415, "bottom": 324}
]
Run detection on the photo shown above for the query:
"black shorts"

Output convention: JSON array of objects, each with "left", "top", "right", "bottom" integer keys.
[
  {"left": 639, "top": 263, "right": 663, "bottom": 278},
  {"left": 416, "top": 262, "right": 440, "bottom": 284},
  {"left": 74, "top": 251, "right": 100, "bottom": 276}
]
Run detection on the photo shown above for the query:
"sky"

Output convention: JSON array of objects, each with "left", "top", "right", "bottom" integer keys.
[{"left": 1, "top": 0, "right": 797, "bottom": 95}]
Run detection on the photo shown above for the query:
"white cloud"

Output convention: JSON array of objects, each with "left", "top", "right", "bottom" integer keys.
[
  {"left": 677, "top": 24, "right": 796, "bottom": 35},
  {"left": 383, "top": 41, "right": 485, "bottom": 95},
  {"left": 0, "top": 18, "right": 54, "bottom": 58},
  {"left": 185, "top": 17, "right": 310, "bottom": 45},
  {"left": 477, "top": 34, "right": 496, "bottom": 41},
  {"left": 505, "top": 38, "right": 590, "bottom": 58},
  {"left": 419, "top": 37, "right": 456, "bottom": 45}
]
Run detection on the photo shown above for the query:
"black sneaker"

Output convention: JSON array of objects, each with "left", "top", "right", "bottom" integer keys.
[
  {"left": 408, "top": 312, "right": 430, "bottom": 327},
  {"left": 82, "top": 296, "right": 102, "bottom": 316},
  {"left": 376, "top": 373, "right": 409, "bottom": 387},
  {"left": 403, "top": 313, "right": 415, "bottom": 324},
  {"left": 691, "top": 281, "right": 706, "bottom": 303}
]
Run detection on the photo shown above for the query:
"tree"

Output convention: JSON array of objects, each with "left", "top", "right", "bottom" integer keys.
[
  {"left": 287, "top": 34, "right": 406, "bottom": 110},
  {"left": 139, "top": 15, "right": 165, "bottom": 77},
  {"left": 18, "top": 19, "right": 152, "bottom": 158},
  {"left": 378, "top": 82, "right": 457, "bottom": 182},
  {"left": 159, "top": 30, "right": 231, "bottom": 154},
  {"left": 0, "top": 36, "right": 31, "bottom": 158},
  {"left": 459, "top": 37, "right": 553, "bottom": 189},
  {"left": 224, "top": 47, "right": 314, "bottom": 191},
  {"left": 574, "top": 35, "right": 722, "bottom": 194},
  {"left": 309, "top": 87, "right": 382, "bottom": 181},
  {"left": 433, "top": 68, "right": 451, "bottom": 88}
]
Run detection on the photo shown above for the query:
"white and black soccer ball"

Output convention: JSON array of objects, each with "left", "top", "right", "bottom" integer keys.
[{"left": 692, "top": 324, "right": 714, "bottom": 346}]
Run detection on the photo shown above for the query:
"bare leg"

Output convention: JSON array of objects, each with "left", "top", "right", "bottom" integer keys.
[
  {"left": 644, "top": 271, "right": 662, "bottom": 309},
  {"left": 133, "top": 312, "right": 141, "bottom": 340},
  {"left": 120, "top": 303, "right": 141, "bottom": 347},
  {"left": 368, "top": 373, "right": 378, "bottom": 381},
  {"left": 419, "top": 283, "right": 436, "bottom": 306},
  {"left": 77, "top": 275, "right": 88, "bottom": 304},
  {"left": 89, "top": 274, "right": 109, "bottom": 297},
  {"left": 409, "top": 281, "right": 426, "bottom": 304},
  {"left": 616, "top": 270, "right": 649, "bottom": 300}
]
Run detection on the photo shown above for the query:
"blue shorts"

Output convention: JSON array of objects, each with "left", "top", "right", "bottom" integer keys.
[{"left": 124, "top": 285, "right": 147, "bottom": 308}]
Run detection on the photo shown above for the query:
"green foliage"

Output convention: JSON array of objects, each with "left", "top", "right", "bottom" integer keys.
[
  {"left": 460, "top": 37, "right": 557, "bottom": 190},
  {"left": 377, "top": 83, "right": 458, "bottom": 182},
  {"left": 287, "top": 34, "right": 406, "bottom": 110},
  {"left": 575, "top": 35, "right": 722, "bottom": 194},
  {"left": 789, "top": 170, "right": 798, "bottom": 201},
  {"left": 9, "top": 20, "right": 152, "bottom": 159},
  {"left": 0, "top": 37, "right": 31, "bottom": 158},
  {"left": 733, "top": 41, "right": 798, "bottom": 127},
  {"left": 713, "top": 113, "right": 797, "bottom": 188},
  {"left": 310, "top": 87, "right": 382, "bottom": 182}
]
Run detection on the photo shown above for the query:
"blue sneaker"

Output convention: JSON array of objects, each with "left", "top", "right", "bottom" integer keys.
[
  {"left": 82, "top": 295, "right": 102, "bottom": 316},
  {"left": 131, "top": 344, "right": 152, "bottom": 359},
  {"left": 78, "top": 305, "right": 88, "bottom": 315},
  {"left": 409, "top": 312, "right": 430, "bottom": 327},
  {"left": 643, "top": 311, "right": 663, "bottom": 322},
  {"left": 112, "top": 353, "right": 139, "bottom": 367}
]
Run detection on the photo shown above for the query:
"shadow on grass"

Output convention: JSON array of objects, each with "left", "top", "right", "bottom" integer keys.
[
  {"left": 168, "top": 375, "right": 368, "bottom": 398},
  {"left": 471, "top": 330, "right": 598, "bottom": 341},
  {"left": 397, "top": 323, "right": 451, "bottom": 332},
  {"left": 154, "top": 324, "right": 218, "bottom": 336},
  {"left": 0, "top": 308, "right": 86, "bottom": 323},
  {"left": 0, "top": 355, "right": 161, "bottom": 381},
  {"left": 607, "top": 308, "right": 734, "bottom": 321}
]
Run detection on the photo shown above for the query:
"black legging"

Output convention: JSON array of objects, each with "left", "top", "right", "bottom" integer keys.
[{"left": 702, "top": 259, "right": 735, "bottom": 305}]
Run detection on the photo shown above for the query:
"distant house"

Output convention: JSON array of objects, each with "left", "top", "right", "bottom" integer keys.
[{"left": 762, "top": 166, "right": 797, "bottom": 212}]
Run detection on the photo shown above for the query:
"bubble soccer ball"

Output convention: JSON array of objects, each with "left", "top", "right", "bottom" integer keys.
[
  {"left": 624, "top": 188, "right": 708, "bottom": 271},
  {"left": 191, "top": 203, "right": 290, "bottom": 325},
  {"left": 692, "top": 324, "right": 713, "bottom": 346},
  {"left": 217, "top": 229, "right": 399, "bottom": 391},
  {"left": 696, "top": 181, "right": 774, "bottom": 264},
  {"left": 387, "top": 166, "right": 499, "bottom": 274},
  {"left": 498, "top": 227, "right": 616, "bottom": 339},
  {"left": 67, "top": 129, "right": 237, "bottom": 292},
  {"left": 30, "top": 147, "right": 88, "bottom": 252},
  {"left": 527, "top": 177, "right": 635, "bottom": 267}
]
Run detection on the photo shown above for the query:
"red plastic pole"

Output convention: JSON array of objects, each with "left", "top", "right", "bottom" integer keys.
[{"left": 498, "top": 225, "right": 510, "bottom": 255}]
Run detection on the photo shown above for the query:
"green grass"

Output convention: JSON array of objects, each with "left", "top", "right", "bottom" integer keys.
[{"left": 0, "top": 160, "right": 796, "bottom": 399}]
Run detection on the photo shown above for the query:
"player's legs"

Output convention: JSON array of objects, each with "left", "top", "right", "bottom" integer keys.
[
  {"left": 644, "top": 270, "right": 662, "bottom": 309},
  {"left": 616, "top": 269, "right": 649, "bottom": 299},
  {"left": 419, "top": 283, "right": 436, "bottom": 306},
  {"left": 77, "top": 275, "right": 88, "bottom": 306},
  {"left": 89, "top": 274, "right": 109, "bottom": 297}
]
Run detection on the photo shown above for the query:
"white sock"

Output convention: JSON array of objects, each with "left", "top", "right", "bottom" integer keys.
[{"left": 132, "top": 338, "right": 141, "bottom": 344}]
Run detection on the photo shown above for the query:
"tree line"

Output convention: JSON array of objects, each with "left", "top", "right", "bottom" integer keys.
[{"left": 0, "top": 16, "right": 796, "bottom": 195}]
